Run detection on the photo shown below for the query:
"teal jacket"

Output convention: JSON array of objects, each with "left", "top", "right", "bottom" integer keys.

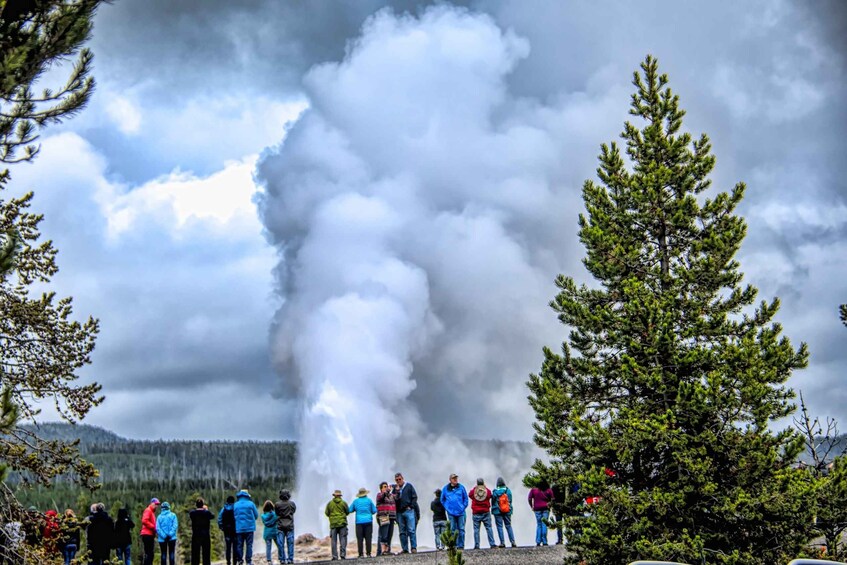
[
  {"left": 261, "top": 511, "right": 277, "bottom": 540},
  {"left": 491, "top": 487, "right": 513, "bottom": 516},
  {"left": 156, "top": 504, "right": 178, "bottom": 542},
  {"left": 348, "top": 496, "right": 377, "bottom": 525}
]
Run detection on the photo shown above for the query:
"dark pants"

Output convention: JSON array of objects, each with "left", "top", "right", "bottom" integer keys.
[
  {"left": 377, "top": 519, "right": 394, "bottom": 555},
  {"left": 235, "top": 531, "right": 254, "bottom": 565},
  {"left": 116, "top": 544, "right": 131, "bottom": 565},
  {"left": 224, "top": 535, "right": 235, "bottom": 565},
  {"left": 355, "top": 522, "right": 373, "bottom": 557},
  {"left": 159, "top": 539, "right": 176, "bottom": 565},
  {"left": 141, "top": 535, "right": 155, "bottom": 565},
  {"left": 329, "top": 527, "right": 347, "bottom": 560},
  {"left": 192, "top": 535, "right": 211, "bottom": 565}
]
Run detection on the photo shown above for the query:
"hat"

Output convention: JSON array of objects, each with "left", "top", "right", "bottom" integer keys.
[
  {"left": 333, "top": 490, "right": 343, "bottom": 497},
  {"left": 357, "top": 487, "right": 369, "bottom": 497},
  {"left": 150, "top": 498, "right": 160, "bottom": 505},
  {"left": 161, "top": 502, "right": 170, "bottom": 510},
  {"left": 449, "top": 473, "right": 458, "bottom": 480}
]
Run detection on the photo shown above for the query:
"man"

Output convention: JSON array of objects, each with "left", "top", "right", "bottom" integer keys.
[
  {"left": 440, "top": 473, "right": 469, "bottom": 549},
  {"left": 217, "top": 496, "right": 237, "bottom": 565},
  {"left": 324, "top": 490, "right": 349, "bottom": 561},
  {"left": 189, "top": 498, "right": 214, "bottom": 565},
  {"left": 274, "top": 490, "right": 297, "bottom": 564},
  {"left": 471, "top": 478, "right": 496, "bottom": 549},
  {"left": 140, "top": 498, "right": 160, "bottom": 565},
  {"left": 86, "top": 503, "right": 114, "bottom": 565},
  {"left": 394, "top": 472, "right": 418, "bottom": 554},
  {"left": 233, "top": 490, "right": 259, "bottom": 565}
]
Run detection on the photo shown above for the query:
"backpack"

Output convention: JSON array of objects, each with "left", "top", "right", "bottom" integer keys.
[
  {"left": 220, "top": 507, "right": 235, "bottom": 533},
  {"left": 497, "top": 491, "right": 510, "bottom": 514}
]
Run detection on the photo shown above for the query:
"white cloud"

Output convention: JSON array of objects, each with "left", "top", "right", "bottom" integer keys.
[{"left": 105, "top": 95, "right": 142, "bottom": 135}]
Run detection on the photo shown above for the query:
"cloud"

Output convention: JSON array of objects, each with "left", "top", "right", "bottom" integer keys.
[{"left": 104, "top": 95, "right": 142, "bottom": 135}]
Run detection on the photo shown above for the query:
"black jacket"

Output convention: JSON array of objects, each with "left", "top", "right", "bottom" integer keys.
[
  {"left": 190, "top": 508, "right": 214, "bottom": 539},
  {"left": 395, "top": 483, "right": 418, "bottom": 514},
  {"left": 274, "top": 498, "right": 296, "bottom": 532},
  {"left": 113, "top": 514, "right": 134, "bottom": 548},
  {"left": 430, "top": 499, "right": 447, "bottom": 522},
  {"left": 86, "top": 511, "right": 114, "bottom": 559}
]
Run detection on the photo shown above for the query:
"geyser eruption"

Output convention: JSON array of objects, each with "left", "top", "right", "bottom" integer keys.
[{"left": 256, "top": 6, "right": 604, "bottom": 536}]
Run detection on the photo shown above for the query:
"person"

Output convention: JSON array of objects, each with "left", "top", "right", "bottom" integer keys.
[
  {"left": 528, "top": 480, "right": 553, "bottom": 546},
  {"left": 140, "top": 498, "right": 160, "bottom": 565},
  {"left": 491, "top": 477, "right": 516, "bottom": 548},
  {"left": 233, "top": 489, "right": 259, "bottom": 565},
  {"left": 394, "top": 472, "right": 418, "bottom": 554},
  {"left": 86, "top": 503, "right": 114, "bottom": 565},
  {"left": 549, "top": 483, "right": 564, "bottom": 545},
  {"left": 274, "top": 490, "right": 296, "bottom": 564},
  {"left": 59, "top": 509, "right": 81, "bottom": 565},
  {"left": 189, "top": 498, "right": 214, "bottom": 565},
  {"left": 156, "top": 502, "right": 178, "bottom": 565},
  {"left": 470, "top": 478, "right": 496, "bottom": 549},
  {"left": 375, "top": 482, "right": 396, "bottom": 556},
  {"left": 42, "top": 509, "right": 60, "bottom": 555},
  {"left": 217, "top": 495, "right": 237, "bottom": 565},
  {"left": 113, "top": 507, "right": 135, "bottom": 565},
  {"left": 440, "top": 473, "right": 469, "bottom": 550},
  {"left": 324, "top": 490, "right": 349, "bottom": 561},
  {"left": 431, "top": 489, "right": 447, "bottom": 551},
  {"left": 348, "top": 487, "right": 377, "bottom": 558},
  {"left": 261, "top": 500, "right": 278, "bottom": 564}
]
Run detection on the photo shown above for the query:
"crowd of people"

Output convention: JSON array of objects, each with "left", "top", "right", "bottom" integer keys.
[{"left": 1, "top": 474, "right": 568, "bottom": 564}]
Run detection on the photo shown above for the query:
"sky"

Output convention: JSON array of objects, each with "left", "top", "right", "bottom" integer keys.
[{"left": 7, "top": 0, "right": 846, "bottom": 444}]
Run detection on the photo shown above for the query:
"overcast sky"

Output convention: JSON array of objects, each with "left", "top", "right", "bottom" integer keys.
[{"left": 11, "top": 0, "right": 846, "bottom": 441}]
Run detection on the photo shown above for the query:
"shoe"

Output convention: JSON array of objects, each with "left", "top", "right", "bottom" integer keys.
[
  {"left": 511, "top": 543, "right": 517, "bottom": 548},
  {"left": 556, "top": 541, "right": 563, "bottom": 545},
  {"left": 536, "top": 543, "right": 541, "bottom": 547},
  {"left": 474, "top": 546, "right": 479, "bottom": 550},
  {"left": 411, "top": 548, "right": 417, "bottom": 554},
  {"left": 499, "top": 544, "right": 505, "bottom": 548}
]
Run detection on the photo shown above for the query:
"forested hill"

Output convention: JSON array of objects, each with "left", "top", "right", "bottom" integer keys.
[{"left": 13, "top": 423, "right": 297, "bottom": 489}]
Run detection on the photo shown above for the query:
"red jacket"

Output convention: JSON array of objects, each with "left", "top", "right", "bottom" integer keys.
[
  {"left": 470, "top": 485, "right": 492, "bottom": 515},
  {"left": 140, "top": 504, "right": 157, "bottom": 536}
]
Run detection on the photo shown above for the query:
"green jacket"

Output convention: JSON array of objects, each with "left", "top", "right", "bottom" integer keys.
[{"left": 324, "top": 498, "right": 349, "bottom": 529}]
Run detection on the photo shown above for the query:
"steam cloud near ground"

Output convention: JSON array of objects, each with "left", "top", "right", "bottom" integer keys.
[{"left": 256, "top": 6, "right": 635, "bottom": 538}]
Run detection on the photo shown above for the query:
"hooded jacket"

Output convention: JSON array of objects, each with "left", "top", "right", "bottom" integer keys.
[
  {"left": 324, "top": 497, "right": 349, "bottom": 529},
  {"left": 274, "top": 491, "right": 296, "bottom": 532},
  {"left": 42, "top": 510, "right": 60, "bottom": 550},
  {"left": 491, "top": 486, "right": 513, "bottom": 516},
  {"left": 156, "top": 503, "right": 178, "bottom": 543},
  {"left": 440, "top": 483, "right": 469, "bottom": 517},
  {"left": 86, "top": 510, "right": 115, "bottom": 558},
  {"left": 141, "top": 503, "right": 157, "bottom": 536},
  {"left": 233, "top": 490, "right": 259, "bottom": 533},
  {"left": 217, "top": 502, "right": 236, "bottom": 537},
  {"left": 261, "top": 511, "right": 277, "bottom": 540},
  {"left": 114, "top": 509, "right": 135, "bottom": 547}
]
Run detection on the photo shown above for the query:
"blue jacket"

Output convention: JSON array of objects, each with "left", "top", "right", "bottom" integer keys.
[
  {"left": 233, "top": 491, "right": 259, "bottom": 533},
  {"left": 348, "top": 496, "right": 377, "bottom": 525},
  {"left": 491, "top": 487, "right": 513, "bottom": 516},
  {"left": 156, "top": 504, "right": 178, "bottom": 542},
  {"left": 440, "top": 483, "right": 468, "bottom": 517},
  {"left": 261, "top": 511, "right": 277, "bottom": 540}
]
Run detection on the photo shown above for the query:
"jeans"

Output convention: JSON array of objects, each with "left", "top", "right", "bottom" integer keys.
[
  {"left": 63, "top": 544, "right": 78, "bottom": 565},
  {"left": 329, "top": 527, "right": 347, "bottom": 560},
  {"left": 159, "top": 539, "right": 176, "bottom": 565},
  {"left": 432, "top": 520, "right": 447, "bottom": 549},
  {"left": 265, "top": 538, "right": 274, "bottom": 562},
  {"left": 448, "top": 513, "right": 466, "bottom": 549},
  {"left": 141, "top": 535, "right": 155, "bottom": 565},
  {"left": 534, "top": 510, "right": 549, "bottom": 545},
  {"left": 115, "top": 544, "right": 131, "bottom": 565},
  {"left": 397, "top": 509, "right": 416, "bottom": 552},
  {"left": 377, "top": 519, "right": 394, "bottom": 556},
  {"left": 224, "top": 535, "right": 235, "bottom": 565},
  {"left": 472, "top": 513, "right": 496, "bottom": 548},
  {"left": 235, "top": 532, "right": 254, "bottom": 565},
  {"left": 191, "top": 536, "right": 211, "bottom": 565},
  {"left": 494, "top": 513, "right": 515, "bottom": 546},
  {"left": 355, "top": 522, "right": 373, "bottom": 557},
  {"left": 277, "top": 530, "right": 294, "bottom": 563}
]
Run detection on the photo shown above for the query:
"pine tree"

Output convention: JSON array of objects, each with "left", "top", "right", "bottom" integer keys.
[
  {"left": 0, "top": 230, "right": 19, "bottom": 483},
  {"left": 527, "top": 56, "right": 813, "bottom": 565}
]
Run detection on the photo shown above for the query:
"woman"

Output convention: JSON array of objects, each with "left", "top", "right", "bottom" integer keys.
[
  {"left": 261, "top": 500, "right": 278, "bottom": 563},
  {"left": 60, "top": 509, "right": 80, "bottom": 565},
  {"left": 527, "top": 480, "right": 553, "bottom": 546},
  {"left": 491, "top": 477, "right": 516, "bottom": 548},
  {"left": 113, "top": 508, "right": 135, "bottom": 565},
  {"left": 156, "top": 502, "right": 178, "bottom": 565},
  {"left": 348, "top": 487, "right": 377, "bottom": 558},
  {"left": 375, "top": 481, "right": 396, "bottom": 556}
]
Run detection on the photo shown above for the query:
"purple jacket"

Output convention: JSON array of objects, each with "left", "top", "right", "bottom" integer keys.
[{"left": 528, "top": 487, "right": 553, "bottom": 511}]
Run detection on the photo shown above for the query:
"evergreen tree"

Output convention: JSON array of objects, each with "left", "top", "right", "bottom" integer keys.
[
  {"left": 0, "top": 231, "right": 19, "bottom": 483},
  {"left": 0, "top": 0, "right": 107, "bottom": 491},
  {"left": 527, "top": 56, "right": 813, "bottom": 565}
]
